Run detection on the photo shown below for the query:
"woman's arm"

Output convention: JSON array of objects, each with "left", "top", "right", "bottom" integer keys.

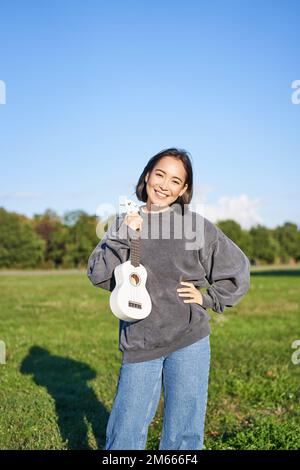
[
  {"left": 86, "top": 214, "right": 138, "bottom": 291},
  {"left": 200, "top": 223, "right": 251, "bottom": 313}
]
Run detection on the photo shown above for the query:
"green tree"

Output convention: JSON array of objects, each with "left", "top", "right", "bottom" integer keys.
[
  {"left": 0, "top": 207, "right": 45, "bottom": 268},
  {"left": 274, "top": 222, "right": 300, "bottom": 263},
  {"left": 249, "top": 225, "right": 280, "bottom": 265},
  {"left": 32, "top": 209, "right": 65, "bottom": 267},
  {"left": 61, "top": 211, "right": 100, "bottom": 268}
]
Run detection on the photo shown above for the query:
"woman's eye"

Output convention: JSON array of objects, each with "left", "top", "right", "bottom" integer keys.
[{"left": 156, "top": 173, "right": 180, "bottom": 184}]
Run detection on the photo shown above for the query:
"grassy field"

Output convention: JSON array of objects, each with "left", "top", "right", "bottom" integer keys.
[{"left": 0, "top": 267, "right": 299, "bottom": 450}]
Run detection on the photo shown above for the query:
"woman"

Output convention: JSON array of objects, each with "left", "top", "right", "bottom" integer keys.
[{"left": 87, "top": 148, "right": 251, "bottom": 450}]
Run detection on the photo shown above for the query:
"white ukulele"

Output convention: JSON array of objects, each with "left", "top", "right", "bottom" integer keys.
[{"left": 109, "top": 198, "right": 152, "bottom": 322}]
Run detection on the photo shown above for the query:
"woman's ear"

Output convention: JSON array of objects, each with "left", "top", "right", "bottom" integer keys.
[{"left": 179, "top": 184, "right": 188, "bottom": 197}]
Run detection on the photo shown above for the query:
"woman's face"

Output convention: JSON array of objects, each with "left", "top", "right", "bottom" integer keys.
[{"left": 144, "top": 156, "right": 188, "bottom": 210}]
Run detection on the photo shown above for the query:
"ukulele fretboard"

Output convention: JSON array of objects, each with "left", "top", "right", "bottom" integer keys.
[{"left": 130, "top": 235, "right": 141, "bottom": 267}]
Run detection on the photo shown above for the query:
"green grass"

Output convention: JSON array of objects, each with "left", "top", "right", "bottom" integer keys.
[{"left": 0, "top": 268, "right": 299, "bottom": 450}]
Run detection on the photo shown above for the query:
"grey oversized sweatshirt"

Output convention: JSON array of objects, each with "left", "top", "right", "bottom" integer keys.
[{"left": 87, "top": 203, "right": 251, "bottom": 364}]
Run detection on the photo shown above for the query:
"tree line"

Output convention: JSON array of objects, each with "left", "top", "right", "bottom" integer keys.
[{"left": 0, "top": 207, "right": 299, "bottom": 269}]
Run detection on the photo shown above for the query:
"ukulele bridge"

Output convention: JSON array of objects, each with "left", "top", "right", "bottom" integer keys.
[{"left": 128, "top": 301, "right": 142, "bottom": 309}]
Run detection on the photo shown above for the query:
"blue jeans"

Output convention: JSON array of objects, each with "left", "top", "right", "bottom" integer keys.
[{"left": 105, "top": 334, "right": 211, "bottom": 450}]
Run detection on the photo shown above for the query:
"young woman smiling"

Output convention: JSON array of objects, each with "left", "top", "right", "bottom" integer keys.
[{"left": 87, "top": 148, "right": 251, "bottom": 450}]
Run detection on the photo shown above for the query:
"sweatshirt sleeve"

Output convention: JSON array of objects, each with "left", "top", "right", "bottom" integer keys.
[
  {"left": 200, "top": 223, "right": 251, "bottom": 313},
  {"left": 87, "top": 213, "right": 139, "bottom": 291}
]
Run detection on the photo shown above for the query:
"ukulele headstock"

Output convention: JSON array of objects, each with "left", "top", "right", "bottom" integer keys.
[{"left": 120, "top": 198, "right": 140, "bottom": 216}]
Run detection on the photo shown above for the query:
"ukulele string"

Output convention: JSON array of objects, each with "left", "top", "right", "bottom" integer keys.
[
  {"left": 132, "top": 215, "right": 140, "bottom": 310},
  {"left": 127, "top": 201, "right": 141, "bottom": 314}
]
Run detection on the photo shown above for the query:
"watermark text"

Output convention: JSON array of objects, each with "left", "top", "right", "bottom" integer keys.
[
  {"left": 0, "top": 80, "right": 6, "bottom": 104},
  {"left": 291, "top": 80, "right": 300, "bottom": 104}
]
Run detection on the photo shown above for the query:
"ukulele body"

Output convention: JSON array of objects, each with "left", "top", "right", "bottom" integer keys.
[{"left": 109, "top": 261, "right": 152, "bottom": 322}]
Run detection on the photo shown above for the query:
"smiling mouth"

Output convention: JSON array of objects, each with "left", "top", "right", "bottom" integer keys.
[{"left": 154, "top": 189, "right": 169, "bottom": 198}]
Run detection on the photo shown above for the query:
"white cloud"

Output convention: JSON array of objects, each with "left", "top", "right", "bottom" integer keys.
[{"left": 190, "top": 184, "right": 263, "bottom": 230}]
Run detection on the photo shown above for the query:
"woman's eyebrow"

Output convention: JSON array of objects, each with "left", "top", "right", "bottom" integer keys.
[{"left": 155, "top": 168, "right": 183, "bottom": 182}]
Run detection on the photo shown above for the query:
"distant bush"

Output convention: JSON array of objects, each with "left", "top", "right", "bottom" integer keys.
[{"left": 0, "top": 206, "right": 299, "bottom": 268}]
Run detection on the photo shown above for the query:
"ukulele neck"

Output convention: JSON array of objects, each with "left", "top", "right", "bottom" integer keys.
[{"left": 130, "top": 233, "right": 141, "bottom": 268}]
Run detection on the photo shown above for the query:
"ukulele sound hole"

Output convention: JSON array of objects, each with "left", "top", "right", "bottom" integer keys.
[{"left": 129, "top": 273, "right": 140, "bottom": 286}]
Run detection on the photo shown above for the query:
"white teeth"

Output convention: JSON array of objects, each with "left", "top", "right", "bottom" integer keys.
[{"left": 155, "top": 190, "right": 167, "bottom": 197}]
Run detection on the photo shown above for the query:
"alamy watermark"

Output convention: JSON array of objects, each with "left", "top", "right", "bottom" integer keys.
[
  {"left": 291, "top": 339, "right": 300, "bottom": 365},
  {"left": 95, "top": 197, "right": 206, "bottom": 251},
  {"left": 291, "top": 80, "right": 300, "bottom": 104},
  {"left": 0, "top": 80, "right": 6, "bottom": 104},
  {"left": 0, "top": 340, "right": 6, "bottom": 364}
]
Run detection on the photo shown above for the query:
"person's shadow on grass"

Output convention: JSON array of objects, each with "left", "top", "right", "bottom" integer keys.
[{"left": 20, "top": 346, "right": 110, "bottom": 450}]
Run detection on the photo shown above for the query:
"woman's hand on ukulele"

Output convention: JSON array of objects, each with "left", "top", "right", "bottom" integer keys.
[
  {"left": 124, "top": 213, "right": 143, "bottom": 232},
  {"left": 177, "top": 281, "right": 203, "bottom": 305}
]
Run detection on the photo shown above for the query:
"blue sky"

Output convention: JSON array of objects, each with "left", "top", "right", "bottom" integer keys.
[{"left": 0, "top": 0, "right": 299, "bottom": 229}]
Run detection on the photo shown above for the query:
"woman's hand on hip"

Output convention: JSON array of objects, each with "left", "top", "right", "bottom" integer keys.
[{"left": 177, "top": 281, "right": 203, "bottom": 305}]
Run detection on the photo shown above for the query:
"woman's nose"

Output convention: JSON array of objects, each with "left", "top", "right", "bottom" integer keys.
[{"left": 160, "top": 181, "right": 169, "bottom": 191}]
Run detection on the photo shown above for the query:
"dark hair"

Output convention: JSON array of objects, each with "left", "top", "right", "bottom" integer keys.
[{"left": 135, "top": 148, "right": 193, "bottom": 215}]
